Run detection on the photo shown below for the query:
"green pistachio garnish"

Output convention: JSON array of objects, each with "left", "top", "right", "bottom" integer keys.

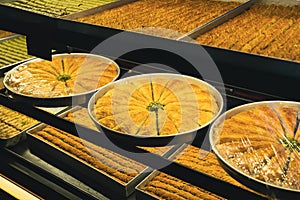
[
  {"left": 147, "top": 102, "right": 165, "bottom": 112},
  {"left": 279, "top": 137, "right": 300, "bottom": 152},
  {"left": 57, "top": 74, "right": 71, "bottom": 82}
]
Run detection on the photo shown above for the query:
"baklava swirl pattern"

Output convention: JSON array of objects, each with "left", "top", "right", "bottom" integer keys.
[
  {"left": 5, "top": 54, "right": 119, "bottom": 98},
  {"left": 215, "top": 105, "right": 300, "bottom": 190},
  {"left": 93, "top": 76, "right": 219, "bottom": 136}
]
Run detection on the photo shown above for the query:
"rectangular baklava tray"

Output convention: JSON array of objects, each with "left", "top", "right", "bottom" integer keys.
[
  {"left": 136, "top": 144, "right": 264, "bottom": 199},
  {"left": 26, "top": 106, "right": 178, "bottom": 198}
]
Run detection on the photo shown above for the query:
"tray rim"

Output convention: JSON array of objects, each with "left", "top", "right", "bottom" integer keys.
[
  {"left": 209, "top": 100, "right": 300, "bottom": 195},
  {"left": 135, "top": 169, "right": 162, "bottom": 200}
]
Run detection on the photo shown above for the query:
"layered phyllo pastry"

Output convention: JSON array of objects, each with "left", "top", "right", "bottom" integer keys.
[
  {"left": 214, "top": 104, "right": 300, "bottom": 190},
  {"left": 77, "top": 0, "right": 241, "bottom": 38},
  {"left": 5, "top": 53, "right": 119, "bottom": 98},
  {"left": 93, "top": 75, "right": 220, "bottom": 136},
  {"left": 197, "top": 4, "right": 300, "bottom": 62},
  {"left": 0, "top": 105, "right": 37, "bottom": 139},
  {"left": 31, "top": 111, "right": 171, "bottom": 184}
]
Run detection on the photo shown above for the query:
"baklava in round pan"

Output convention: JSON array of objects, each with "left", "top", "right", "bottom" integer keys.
[
  {"left": 88, "top": 73, "right": 223, "bottom": 146},
  {"left": 3, "top": 53, "right": 120, "bottom": 107},
  {"left": 210, "top": 101, "right": 300, "bottom": 199}
]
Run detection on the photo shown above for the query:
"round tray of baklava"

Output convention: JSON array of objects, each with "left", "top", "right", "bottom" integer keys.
[
  {"left": 209, "top": 101, "right": 300, "bottom": 199},
  {"left": 88, "top": 73, "right": 223, "bottom": 146},
  {"left": 3, "top": 53, "right": 120, "bottom": 107}
]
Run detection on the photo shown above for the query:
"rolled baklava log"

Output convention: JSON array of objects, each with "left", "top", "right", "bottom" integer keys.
[{"left": 32, "top": 109, "right": 171, "bottom": 184}]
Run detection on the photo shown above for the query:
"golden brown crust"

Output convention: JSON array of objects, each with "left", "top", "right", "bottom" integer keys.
[
  {"left": 31, "top": 114, "right": 171, "bottom": 184},
  {"left": 94, "top": 77, "right": 218, "bottom": 136},
  {"left": 174, "top": 145, "right": 257, "bottom": 192},
  {"left": 282, "top": 152, "right": 300, "bottom": 190},
  {"left": 196, "top": 4, "right": 300, "bottom": 62},
  {"left": 215, "top": 105, "right": 300, "bottom": 190},
  {"left": 6, "top": 54, "right": 118, "bottom": 98},
  {"left": 274, "top": 107, "right": 297, "bottom": 138},
  {"left": 142, "top": 172, "right": 224, "bottom": 200},
  {"left": 76, "top": 0, "right": 241, "bottom": 39},
  {"left": 0, "top": 105, "right": 38, "bottom": 139}
]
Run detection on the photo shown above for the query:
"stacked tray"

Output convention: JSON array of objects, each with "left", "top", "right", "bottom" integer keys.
[
  {"left": 26, "top": 106, "right": 179, "bottom": 198},
  {"left": 0, "top": 0, "right": 253, "bottom": 72},
  {"left": 136, "top": 144, "right": 264, "bottom": 199}
]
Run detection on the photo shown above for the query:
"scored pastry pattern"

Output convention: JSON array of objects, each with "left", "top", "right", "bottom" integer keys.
[
  {"left": 94, "top": 76, "right": 219, "bottom": 136},
  {"left": 77, "top": 0, "right": 241, "bottom": 38},
  {"left": 6, "top": 54, "right": 119, "bottom": 98},
  {"left": 0, "top": 105, "right": 38, "bottom": 139},
  {"left": 197, "top": 4, "right": 300, "bottom": 62},
  {"left": 215, "top": 105, "right": 300, "bottom": 190}
]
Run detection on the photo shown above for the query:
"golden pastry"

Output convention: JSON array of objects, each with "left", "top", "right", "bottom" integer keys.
[
  {"left": 5, "top": 54, "right": 119, "bottom": 98},
  {"left": 93, "top": 75, "right": 219, "bottom": 136},
  {"left": 215, "top": 104, "right": 300, "bottom": 190}
]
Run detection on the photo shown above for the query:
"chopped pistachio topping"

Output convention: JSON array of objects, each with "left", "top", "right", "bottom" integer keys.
[
  {"left": 279, "top": 137, "right": 300, "bottom": 152},
  {"left": 21, "top": 121, "right": 29, "bottom": 126},
  {"left": 147, "top": 102, "right": 165, "bottom": 112},
  {"left": 57, "top": 74, "right": 71, "bottom": 82}
]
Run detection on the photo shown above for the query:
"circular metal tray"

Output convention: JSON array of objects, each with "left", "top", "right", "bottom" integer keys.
[
  {"left": 209, "top": 101, "right": 300, "bottom": 199},
  {"left": 88, "top": 73, "right": 223, "bottom": 147},
  {"left": 3, "top": 53, "right": 120, "bottom": 107}
]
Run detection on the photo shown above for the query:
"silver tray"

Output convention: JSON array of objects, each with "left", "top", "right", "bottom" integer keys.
[
  {"left": 135, "top": 170, "right": 164, "bottom": 200},
  {"left": 209, "top": 101, "right": 300, "bottom": 199},
  {"left": 3, "top": 53, "right": 120, "bottom": 107},
  {"left": 88, "top": 73, "right": 223, "bottom": 147},
  {"left": 0, "top": 129, "right": 27, "bottom": 148},
  {"left": 26, "top": 107, "right": 178, "bottom": 198}
]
